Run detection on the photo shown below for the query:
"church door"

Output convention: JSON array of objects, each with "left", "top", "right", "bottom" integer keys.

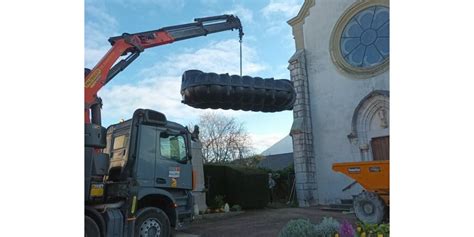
[{"left": 371, "top": 136, "right": 389, "bottom": 160}]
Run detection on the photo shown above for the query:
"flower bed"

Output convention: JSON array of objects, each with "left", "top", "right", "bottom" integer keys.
[{"left": 278, "top": 217, "right": 389, "bottom": 237}]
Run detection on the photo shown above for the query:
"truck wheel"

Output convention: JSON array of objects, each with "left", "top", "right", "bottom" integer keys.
[
  {"left": 135, "top": 207, "right": 170, "bottom": 237},
  {"left": 353, "top": 191, "right": 386, "bottom": 224},
  {"left": 85, "top": 216, "right": 100, "bottom": 237}
]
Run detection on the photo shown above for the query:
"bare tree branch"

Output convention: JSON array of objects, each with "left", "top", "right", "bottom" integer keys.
[{"left": 191, "top": 112, "right": 254, "bottom": 163}]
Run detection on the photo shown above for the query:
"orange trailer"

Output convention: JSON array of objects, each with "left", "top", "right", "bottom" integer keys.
[{"left": 332, "top": 160, "right": 389, "bottom": 224}]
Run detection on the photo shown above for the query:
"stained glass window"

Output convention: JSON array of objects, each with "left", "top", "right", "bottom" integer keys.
[{"left": 340, "top": 6, "right": 389, "bottom": 68}]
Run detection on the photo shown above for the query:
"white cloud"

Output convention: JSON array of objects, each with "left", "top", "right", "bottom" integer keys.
[
  {"left": 262, "top": 0, "right": 302, "bottom": 19},
  {"left": 271, "top": 64, "right": 291, "bottom": 79},
  {"left": 86, "top": 5, "right": 118, "bottom": 27},
  {"left": 142, "top": 39, "right": 265, "bottom": 77},
  {"left": 99, "top": 39, "right": 266, "bottom": 125},
  {"left": 100, "top": 76, "right": 191, "bottom": 122},
  {"left": 224, "top": 5, "right": 254, "bottom": 24},
  {"left": 260, "top": 0, "right": 303, "bottom": 35},
  {"left": 200, "top": 0, "right": 218, "bottom": 5},
  {"left": 114, "top": 0, "right": 185, "bottom": 10},
  {"left": 84, "top": 0, "right": 187, "bottom": 68},
  {"left": 85, "top": 5, "right": 119, "bottom": 67}
]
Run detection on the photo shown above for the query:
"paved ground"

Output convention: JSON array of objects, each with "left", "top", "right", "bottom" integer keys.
[{"left": 176, "top": 207, "right": 357, "bottom": 237}]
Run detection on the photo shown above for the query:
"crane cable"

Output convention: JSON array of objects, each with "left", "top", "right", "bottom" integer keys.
[
  {"left": 238, "top": 27, "right": 243, "bottom": 78},
  {"left": 239, "top": 37, "right": 243, "bottom": 77}
]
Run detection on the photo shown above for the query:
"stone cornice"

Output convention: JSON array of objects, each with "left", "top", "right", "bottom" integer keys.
[{"left": 287, "top": 0, "right": 315, "bottom": 26}]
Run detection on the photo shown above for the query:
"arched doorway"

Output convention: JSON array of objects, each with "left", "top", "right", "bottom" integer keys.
[{"left": 348, "top": 91, "right": 389, "bottom": 161}]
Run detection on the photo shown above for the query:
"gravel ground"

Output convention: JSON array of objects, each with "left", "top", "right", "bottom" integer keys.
[{"left": 176, "top": 207, "right": 357, "bottom": 237}]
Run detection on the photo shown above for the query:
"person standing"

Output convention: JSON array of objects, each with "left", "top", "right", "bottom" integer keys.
[{"left": 268, "top": 173, "right": 276, "bottom": 203}]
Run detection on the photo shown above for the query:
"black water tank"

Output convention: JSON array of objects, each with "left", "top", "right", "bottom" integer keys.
[{"left": 181, "top": 70, "right": 296, "bottom": 112}]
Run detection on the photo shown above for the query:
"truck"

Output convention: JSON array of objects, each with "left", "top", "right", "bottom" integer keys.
[{"left": 85, "top": 15, "right": 244, "bottom": 237}]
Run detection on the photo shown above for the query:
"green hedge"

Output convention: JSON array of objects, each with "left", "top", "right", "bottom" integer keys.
[
  {"left": 204, "top": 164, "right": 269, "bottom": 209},
  {"left": 260, "top": 165, "right": 296, "bottom": 203}
]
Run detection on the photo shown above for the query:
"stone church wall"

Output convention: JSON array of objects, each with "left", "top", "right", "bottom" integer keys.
[{"left": 289, "top": 0, "right": 389, "bottom": 205}]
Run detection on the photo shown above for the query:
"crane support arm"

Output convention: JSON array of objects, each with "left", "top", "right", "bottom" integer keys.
[{"left": 84, "top": 15, "right": 243, "bottom": 123}]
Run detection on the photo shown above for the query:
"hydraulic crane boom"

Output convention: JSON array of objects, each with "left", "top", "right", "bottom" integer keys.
[{"left": 84, "top": 14, "right": 243, "bottom": 124}]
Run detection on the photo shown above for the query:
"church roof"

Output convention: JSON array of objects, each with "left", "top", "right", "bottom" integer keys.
[
  {"left": 258, "top": 152, "right": 294, "bottom": 171},
  {"left": 261, "top": 135, "right": 293, "bottom": 156}
]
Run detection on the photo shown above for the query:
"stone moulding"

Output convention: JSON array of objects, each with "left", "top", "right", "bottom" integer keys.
[
  {"left": 287, "top": 0, "right": 315, "bottom": 50},
  {"left": 330, "top": 0, "right": 390, "bottom": 79},
  {"left": 348, "top": 90, "right": 389, "bottom": 161},
  {"left": 349, "top": 90, "right": 389, "bottom": 139}
]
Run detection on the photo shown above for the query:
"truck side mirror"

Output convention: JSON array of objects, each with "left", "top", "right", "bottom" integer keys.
[{"left": 161, "top": 131, "right": 170, "bottom": 138}]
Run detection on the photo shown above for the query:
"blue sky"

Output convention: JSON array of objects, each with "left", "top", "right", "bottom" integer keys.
[{"left": 85, "top": 0, "right": 304, "bottom": 153}]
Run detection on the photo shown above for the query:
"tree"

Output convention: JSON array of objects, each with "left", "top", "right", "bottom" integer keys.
[
  {"left": 230, "top": 154, "right": 264, "bottom": 168},
  {"left": 194, "top": 112, "right": 253, "bottom": 163}
]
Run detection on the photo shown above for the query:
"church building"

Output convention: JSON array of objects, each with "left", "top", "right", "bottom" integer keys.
[{"left": 288, "top": 0, "right": 389, "bottom": 206}]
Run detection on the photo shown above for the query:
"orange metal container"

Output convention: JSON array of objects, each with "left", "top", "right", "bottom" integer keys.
[{"left": 332, "top": 160, "right": 389, "bottom": 204}]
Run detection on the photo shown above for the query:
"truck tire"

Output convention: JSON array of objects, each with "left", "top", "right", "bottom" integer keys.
[
  {"left": 85, "top": 215, "right": 101, "bottom": 237},
  {"left": 353, "top": 191, "right": 386, "bottom": 224},
  {"left": 135, "top": 207, "right": 171, "bottom": 237},
  {"left": 181, "top": 70, "right": 295, "bottom": 112}
]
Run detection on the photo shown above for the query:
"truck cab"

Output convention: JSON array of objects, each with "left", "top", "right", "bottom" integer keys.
[{"left": 87, "top": 109, "right": 194, "bottom": 236}]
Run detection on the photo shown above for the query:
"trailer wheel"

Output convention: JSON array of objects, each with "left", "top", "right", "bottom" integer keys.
[
  {"left": 135, "top": 207, "right": 170, "bottom": 237},
  {"left": 85, "top": 215, "right": 100, "bottom": 237},
  {"left": 353, "top": 191, "right": 386, "bottom": 224}
]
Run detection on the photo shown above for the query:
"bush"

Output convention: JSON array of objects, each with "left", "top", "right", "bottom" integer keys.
[
  {"left": 260, "top": 165, "right": 295, "bottom": 203},
  {"left": 204, "top": 164, "right": 269, "bottom": 209},
  {"left": 357, "top": 222, "right": 389, "bottom": 236},
  {"left": 339, "top": 220, "right": 355, "bottom": 237},
  {"left": 230, "top": 155, "right": 264, "bottom": 167},
  {"left": 376, "top": 224, "right": 389, "bottom": 235},
  {"left": 278, "top": 219, "right": 317, "bottom": 237},
  {"left": 230, "top": 204, "right": 242, "bottom": 212},
  {"left": 209, "top": 195, "right": 225, "bottom": 209},
  {"left": 314, "top": 217, "right": 340, "bottom": 237},
  {"left": 204, "top": 165, "right": 227, "bottom": 198},
  {"left": 226, "top": 165, "right": 268, "bottom": 208}
]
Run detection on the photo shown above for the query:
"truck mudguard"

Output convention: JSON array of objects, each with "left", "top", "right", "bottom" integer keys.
[{"left": 137, "top": 188, "right": 176, "bottom": 203}]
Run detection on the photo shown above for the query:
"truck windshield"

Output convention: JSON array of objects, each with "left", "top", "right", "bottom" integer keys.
[{"left": 159, "top": 133, "right": 187, "bottom": 162}]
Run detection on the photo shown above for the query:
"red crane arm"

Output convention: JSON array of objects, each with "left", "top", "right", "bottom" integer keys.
[
  {"left": 84, "top": 32, "right": 174, "bottom": 107},
  {"left": 84, "top": 15, "right": 243, "bottom": 124}
]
